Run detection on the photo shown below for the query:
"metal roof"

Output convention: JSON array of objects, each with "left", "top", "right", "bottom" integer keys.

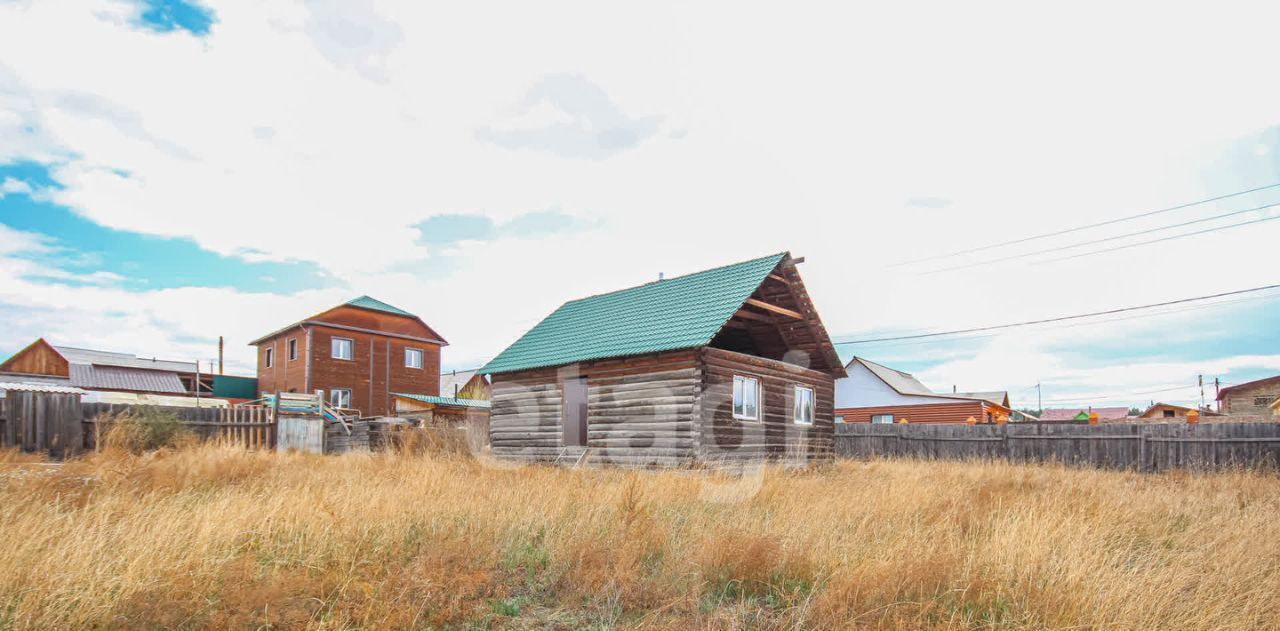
[
  {"left": 479, "top": 253, "right": 787, "bottom": 375},
  {"left": 0, "top": 382, "right": 86, "bottom": 394},
  {"left": 54, "top": 346, "right": 197, "bottom": 373},
  {"left": 346, "top": 295, "right": 415, "bottom": 317},
  {"left": 392, "top": 393, "right": 492, "bottom": 409},
  {"left": 953, "top": 391, "right": 1010, "bottom": 407},
  {"left": 68, "top": 364, "right": 187, "bottom": 394},
  {"left": 440, "top": 369, "right": 478, "bottom": 397},
  {"left": 851, "top": 357, "right": 935, "bottom": 396}
]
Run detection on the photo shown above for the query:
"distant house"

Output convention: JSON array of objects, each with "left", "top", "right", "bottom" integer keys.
[
  {"left": 1038, "top": 407, "right": 1130, "bottom": 422},
  {"left": 1139, "top": 402, "right": 1218, "bottom": 420},
  {"left": 481, "top": 252, "right": 846, "bottom": 467},
  {"left": 1216, "top": 376, "right": 1280, "bottom": 417},
  {"left": 0, "top": 338, "right": 246, "bottom": 398},
  {"left": 439, "top": 369, "right": 490, "bottom": 400},
  {"left": 249, "top": 296, "right": 447, "bottom": 417},
  {"left": 834, "top": 357, "right": 1012, "bottom": 424}
]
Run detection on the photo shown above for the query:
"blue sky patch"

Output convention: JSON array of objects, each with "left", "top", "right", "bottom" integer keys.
[
  {"left": 415, "top": 208, "right": 594, "bottom": 247},
  {"left": 0, "top": 162, "right": 333, "bottom": 292},
  {"left": 136, "top": 0, "right": 215, "bottom": 36}
]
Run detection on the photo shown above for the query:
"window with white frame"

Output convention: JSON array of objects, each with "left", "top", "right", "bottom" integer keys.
[
  {"left": 330, "top": 388, "right": 351, "bottom": 409},
  {"left": 732, "top": 375, "right": 761, "bottom": 421},
  {"left": 870, "top": 414, "right": 894, "bottom": 424},
  {"left": 287, "top": 338, "right": 297, "bottom": 361},
  {"left": 331, "top": 337, "right": 353, "bottom": 360},
  {"left": 405, "top": 347, "right": 423, "bottom": 369},
  {"left": 793, "top": 386, "right": 815, "bottom": 425},
  {"left": 264, "top": 347, "right": 274, "bottom": 368}
]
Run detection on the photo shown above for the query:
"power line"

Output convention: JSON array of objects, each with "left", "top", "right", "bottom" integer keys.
[
  {"left": 923, "top": 200, "right": 1280, "bottom": 275},
  {"left": 1036, "top": 384, "right": 1200, "bottom": 404},
  {"left": 890, "top": 182, "right": 1280, "bottom": 267},
  {"left": 833, "top": 282, "right": 1280, "bottom": 345},
  {"left": 1035, "top": 213, "right": 1280, "bottom": 265}
]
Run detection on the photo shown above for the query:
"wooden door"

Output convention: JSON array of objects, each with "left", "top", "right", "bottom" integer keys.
[{"left": 562, "top": 376, "right": 588, "bottom": 447}]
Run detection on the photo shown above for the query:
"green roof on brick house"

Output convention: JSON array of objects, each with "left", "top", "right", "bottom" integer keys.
[
  {"left": 480, "top": 253, "right": 789, "bottom": 375},
  {"left": 345, "top": 295, "right": 415, "bottom": 317}
]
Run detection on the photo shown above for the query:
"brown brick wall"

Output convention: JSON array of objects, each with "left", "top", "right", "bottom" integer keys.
[{"left": 255, "top": 323, "right": 441, "bottom": 417}]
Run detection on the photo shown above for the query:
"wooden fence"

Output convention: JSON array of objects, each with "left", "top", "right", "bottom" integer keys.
[
  {"left": 82, "top": 403, "right": 275, "bottom": 450},
  {"left": 835, "top": 422, "right": 1280, "bottom": 471},
  {"left": 0, "top": 391, "right": 85, "bottom": 458}
]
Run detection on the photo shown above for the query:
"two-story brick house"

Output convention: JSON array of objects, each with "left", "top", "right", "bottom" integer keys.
[{"left": 249, "top": 296, "right": 446, "bottom": 417}]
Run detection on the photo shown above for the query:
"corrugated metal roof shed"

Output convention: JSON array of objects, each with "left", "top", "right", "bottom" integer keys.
[
  {"left": 392, "top": 393, "right": 492, "bottom": 409},
  {"left": 54, "top": 346, "right": 196, "bottom": 373},
  {"left": 68, "top": 364, "right": 187, "bottom": 394},
  {"left": 480, "top": 253, "right": 787, "bottom": 375},
  {"left": 0, "top": 382, "right": 86, "bottom": 394}
]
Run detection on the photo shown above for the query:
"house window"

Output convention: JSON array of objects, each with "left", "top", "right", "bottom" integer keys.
[
  {"left": 1163, "top": 409, "right": 1176, "bottom": 418},
  {"left": 870, "top": 414, "right": 894, "bottom": 424},
  {"left": 793, "top": 386, "right": 815, "bottom": 425},
  {"left": 405, "top": 347, "right": 423, "bottom": 369},
  {"left": 330, "top": 388, "right": 351, "bottom": 409},
  {"left": 835, "top": 416, "right": 844, "bottom": 424},
  {"left": 331, "top": 337, "right": 353, "bottom": 360},
  {"left": 1255, "top": 396, "right": 1276, "bottom": 406},
  {"left": 264, "top": 347, "right": 274, "bottom": 368},
  {"left": 732, "top": 375, "right": 761, "bottom": 421},
  {"left": 287, "top": 338, "right": 298, "bottom": 361}
]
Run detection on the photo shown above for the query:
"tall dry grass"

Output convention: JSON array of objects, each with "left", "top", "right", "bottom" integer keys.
[{"left": 1, "top": 444, "right": 1278, "bottom": 629}]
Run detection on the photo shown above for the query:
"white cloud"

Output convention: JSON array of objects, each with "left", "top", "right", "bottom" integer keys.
[{"left": 0, "top": 0, "right": 1278, "bottom": 381}]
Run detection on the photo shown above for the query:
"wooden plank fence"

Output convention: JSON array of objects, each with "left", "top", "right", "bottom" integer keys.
[
  {"left": 0, "top": 391, "right": 85, "bottom": 458},
  {"left": 83, "top": 403, "right": 275, "bottom": 450},
  {"left": 835, "top": 422, "right": 1280, "bottom": 472}
]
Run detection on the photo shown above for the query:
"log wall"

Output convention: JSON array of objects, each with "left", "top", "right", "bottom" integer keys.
[{"left": 698, "top": 347, "right": 836, "bottom": 467}]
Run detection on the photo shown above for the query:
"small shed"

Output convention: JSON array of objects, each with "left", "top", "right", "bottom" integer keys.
[
  {"left": 480, "top": 252, "right": 846, "bottom": 468},
  {"left": 1139, "top": 402, "right": 1218, "bottom": 420}
]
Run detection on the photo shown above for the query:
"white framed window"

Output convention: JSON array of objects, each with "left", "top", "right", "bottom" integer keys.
[
  {"left": 835, "top": 415, "right": 845, "bottom": 424},
  {"left": 793, "top": 386, "right": 815, "bottom": 425},
  {"left": 405, "top": 347, "right": 423, "bottom": 369},
  {"left": 264, "top": 347, "right": 274, "bottom": 368},
  {"left": 287, "top": 338, "right": 298, "bottom": 361},
  {"left": 732, "top": 375, "right": 761, "bottom": 421},
  {"left": 331, "top": 337, "right": 353, "bottom": 360},
  {"left": 330, "top": 388, "right": 351, "bottom": 409},
  {"left": 871, "top": 414, "right": 894, "bottom": 424}
]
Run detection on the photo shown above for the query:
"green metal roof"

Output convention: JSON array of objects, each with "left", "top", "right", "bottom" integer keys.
[
  {"left": 345, "top": 295, "right": 415, "bottom": 317},
  {"left": 480, "top": 253, "right": 787, "bottom": 375},
  {"left": 392, "top": 393, "right": 492, "bottom": 409}
]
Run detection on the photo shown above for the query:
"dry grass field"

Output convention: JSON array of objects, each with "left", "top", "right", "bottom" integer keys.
[{"left": 1, "top": 442, "right": 1279, "bottom": 630}]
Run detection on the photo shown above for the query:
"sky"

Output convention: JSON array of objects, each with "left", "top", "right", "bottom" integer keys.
[{"left": 1, "top": 0, "right": 1278, "bottom": 411}]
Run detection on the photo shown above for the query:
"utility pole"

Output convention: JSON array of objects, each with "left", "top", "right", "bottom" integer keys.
[
  {"left": 1199, "top": 374, "right": 1205, "bottom": 410},
  {"left": 1037, "top": 382, "right": 1042, "bottom": 413}
]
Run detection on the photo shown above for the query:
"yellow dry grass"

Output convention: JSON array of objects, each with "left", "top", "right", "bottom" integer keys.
[{"left": 1, "top": 445, "right": 1278, "bottom": 629}]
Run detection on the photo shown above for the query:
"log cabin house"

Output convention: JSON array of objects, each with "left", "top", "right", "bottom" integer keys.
[
  {"left": 480, "top": 252, "right": 846, "bottom": 468},
  {"left": 249, "top": 296, "right": 447, "bottom": 417},
  {"left": 1215, "top": 375, "right": 1280, "bottom": 417}
]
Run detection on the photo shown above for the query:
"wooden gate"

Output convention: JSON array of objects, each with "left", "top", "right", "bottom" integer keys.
[{"left": 277, "top": 415, "right": 325, "bottom": 453}]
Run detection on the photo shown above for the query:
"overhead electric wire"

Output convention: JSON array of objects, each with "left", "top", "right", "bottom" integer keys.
[
  {"left": 923, "top": 200, "right": 1280, "bottom": 274},
  {"left": 833, "top": 282, "right": 1280, "bottom": 345},
  {"left": 890, "top": 182, "right": 1280, "bottom": 267},
  {"left": 1035, "top": 213, "right": 1280, "bottom": 264}
]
